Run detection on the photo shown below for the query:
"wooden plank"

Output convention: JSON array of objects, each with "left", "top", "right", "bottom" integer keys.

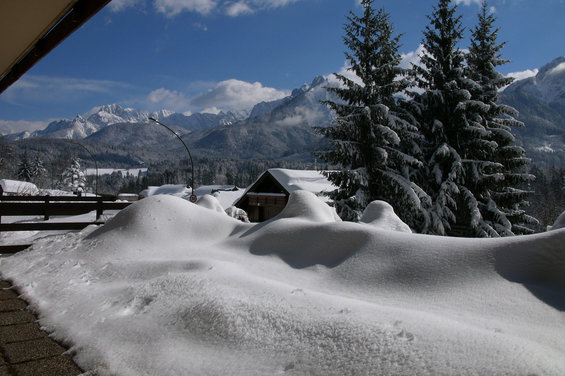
[
  {"left": 0, "top": 202, "right": 131, "bottom": 216},
  {"left": 96, "top": 202, "right": 131, "bottom": 210},
  {"left": 0, "top": 244, "right": 33, "bottom": 254},
  {"left": 0, "top": 222, "right": 104, "bottom": 232},
  {"left": 0, "top": 195, "right": 117, "bottom": 202}
]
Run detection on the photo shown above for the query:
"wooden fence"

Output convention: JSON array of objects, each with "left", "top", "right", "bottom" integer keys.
[{"left": 0, "top": 195, "right": 132, "bottom": 253}]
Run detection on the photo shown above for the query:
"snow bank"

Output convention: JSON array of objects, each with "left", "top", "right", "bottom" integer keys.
[
  {"left": 549, "top": 210, "right": 565, "bottom": 231},
  {"left": 360, "top": 200, "right": 412, "bottom": 232},
  {"left": 275, "top": 190, "right": 341, "bottom": 223},
  {"left": 194, "top": 185, "right": 245, "bottom": 210},
  {"left": 1, "top": 192, "right": 564, "bottom": 376},
  {"left": 195, "top": 194, "right": 225, "bottom": 213},
  {"left": 0, "top": 179, "right": 39, "bottom": 195}
]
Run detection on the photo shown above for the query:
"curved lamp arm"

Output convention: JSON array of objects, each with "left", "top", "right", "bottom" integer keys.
[{"left": 148, "top": 117, "right": 195, "bottom": 197}]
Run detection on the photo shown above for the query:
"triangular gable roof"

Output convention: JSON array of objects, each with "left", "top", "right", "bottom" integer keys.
[{"left": 234, "top": 169, "right": 335, "bottom": 207}]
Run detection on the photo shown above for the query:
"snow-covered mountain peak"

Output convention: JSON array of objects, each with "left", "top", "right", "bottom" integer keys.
[
  {"left": 504, "top": 56, "right": 565, "bottom": 106},
  {"left": 150, "top": 109, "right": 175, "bottom": 120},
  {"left": 536, "top": 56, "right": 565, "bottom": 82}
]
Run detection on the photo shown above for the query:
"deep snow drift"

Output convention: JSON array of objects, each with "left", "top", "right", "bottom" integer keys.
[{"left": 1, "top": 192, "right": 564, "bottom": 375}]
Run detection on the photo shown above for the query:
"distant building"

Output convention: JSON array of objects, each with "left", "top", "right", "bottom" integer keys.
[
  {"left": 0, "top": 179, "right": 40, "bottom": 196},
  {"left": 234, "top": 169, "right": 335, "bottom": 222}
]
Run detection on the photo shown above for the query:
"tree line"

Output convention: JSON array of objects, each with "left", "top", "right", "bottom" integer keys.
[{"left": 316, "top": 0, "right": 540, "bottom": 236}]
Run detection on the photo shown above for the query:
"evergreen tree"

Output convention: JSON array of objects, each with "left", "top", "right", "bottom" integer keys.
[
  {"left": 412, "top": 0, "right": 495, "bottom": 236},
  {"left": 62, "top": 157, "right": 86, "bottom": 196},
  {"left": 316, "top": 0, "right": 425, "bottom": 224},
  {"left": 466, "top": 1, "right": 537, "bottom": 235},
  {"left": 30, "top": 151, "right": 48, "bottom": 186},
  {"left": 0, "top": 136, "right": 15, "bottom": 177},
  {"left": 17, "top": 151, "right": 33, "bottom": 182}
]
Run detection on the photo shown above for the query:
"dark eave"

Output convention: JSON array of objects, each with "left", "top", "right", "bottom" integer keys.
[{"left": 0, "top": 0, "right": 111, "bottom": 94}]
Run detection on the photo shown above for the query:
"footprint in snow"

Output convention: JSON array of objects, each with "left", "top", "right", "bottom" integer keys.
[{"left": 396, "top": 329, "right": 415, "bottom": 342}]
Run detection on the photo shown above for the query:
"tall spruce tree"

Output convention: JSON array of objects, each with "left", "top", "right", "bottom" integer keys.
[
  {"left": 17, "top": 151, "right": 33, "bottom": 182},
  {"left": 466, "top": 1, "right": 537, "bottom": 235},
  {"left": 412, "top": 0, "right": 496, "bottom": 236},
  {"left": 316, "top": 0, "right": 425, "bottom": 224},
  {"left": 30, "top": 151, "right": 48, "bottom": 187}
]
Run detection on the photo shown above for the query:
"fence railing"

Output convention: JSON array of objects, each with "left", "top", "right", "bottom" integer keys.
[{"left": 0, "top": 195, "right": 132, "bottom": 253}]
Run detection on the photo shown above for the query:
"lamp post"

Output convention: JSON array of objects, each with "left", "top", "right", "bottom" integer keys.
[
  {"left": 148, "top": 117, "right": 196, "bottom": 202},
  {"left": 71, "top": 141, "right": 99, "bottom": 196}
]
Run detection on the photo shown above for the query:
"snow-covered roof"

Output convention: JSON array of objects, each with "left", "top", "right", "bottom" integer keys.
[
  {"left": 267, "top": 168, "right": 335, "bottom": 195},
  {"left": 0, "top": 179, "right": 39, "bottom": 195},
  {"left": 139, "top": 184, "right": 245, "bottom": 210},
  {"left": 139, "top": 184, "right": 189, "bottom": 198}
]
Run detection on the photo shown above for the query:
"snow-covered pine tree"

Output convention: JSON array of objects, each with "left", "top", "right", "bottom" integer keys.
[
  {"left": 16, "top": 151, "right": 33, "bottom": 182},
  {"left": 62, "top": 157, "right": 86, "bottom": 196},
  {"left": 411, "top": 0, "right": 493, "bottom": 236},
  {"left": 466, "top": 1, "right": 537, "bottom": 235},
  {"left": 316, "top": 0, "right": 425, "bottom": 224},
  {"left": 30, "top": 151, "right": 48, "bottom": 187}
]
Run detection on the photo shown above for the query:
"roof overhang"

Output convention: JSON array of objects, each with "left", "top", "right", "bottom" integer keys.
[{"left": 0, "top": 0, "right": 112, "bottom": 94}]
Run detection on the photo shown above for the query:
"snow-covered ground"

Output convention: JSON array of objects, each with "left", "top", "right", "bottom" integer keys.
[{"left": 1, "top": 191, "right": 564, "bottom": 375}]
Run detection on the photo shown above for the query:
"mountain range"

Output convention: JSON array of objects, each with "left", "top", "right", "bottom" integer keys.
[
  {"left": 500, "top": 56, "right": 565, "bottom": 166},
  {"left": 5, "top": 57, "right": 565, "bottom": 166},
  {"left": 7, "top": 75, "right": 337, "bottom": 160}
]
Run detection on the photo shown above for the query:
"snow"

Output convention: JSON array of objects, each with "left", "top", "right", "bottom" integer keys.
[
  {"left": 139, "top": 184, "right": 244, "bottom": 210},
  {"left": 549, "top": 210, "right": 565, "bottom": 231},
  {"left": 268, "top": 169, "right": 335, "bottom": 196},
  {"left": 0, "top": 179, "right": 39, "bottom": 195},
  {"left": 0, "top": 191, "right": 564, "bottom": 375},
  {"left": 359, "top": 200, "right": 412, "bottom": 233}
]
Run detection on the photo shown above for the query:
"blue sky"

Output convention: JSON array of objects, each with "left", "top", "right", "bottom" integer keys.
[{"left": 1, "top": 0, "right": 564, "bottom": 133}]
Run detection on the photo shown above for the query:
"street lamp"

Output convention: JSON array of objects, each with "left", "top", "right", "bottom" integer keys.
[{"left": 148, "top": 117, "right": 196, "bottom": 202}]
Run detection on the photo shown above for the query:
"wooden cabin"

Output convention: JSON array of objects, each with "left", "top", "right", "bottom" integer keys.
[{"left": 234, "top": 169, "right": 335, "bottom": 222}]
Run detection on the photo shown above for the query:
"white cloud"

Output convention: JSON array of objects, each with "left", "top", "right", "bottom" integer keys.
[
  {"left": 0, "top": 120, "right": 48, "bottom": 135},
  {"left": 190, "top": 79, "right": 289, "bottom": 110},
  {"left": 506, "top": 68, "right": 538, "bottom": 81},
  {"left": 192, "top": 22, "right": 208, "bottom": 31},
  {"left": 454, "top": 0, "right": 482, "bottom": 6},
  {"left": 109, "top": 0, "right": 301, "bottom": 17},
  {"left": 226, "top": 1, "right": 254, "bottom": 16},
  {"left": 400, "top": 44, "right": 427, "bottom": 69},
  {"left": 324, "top": 61, "right": 362, "bottom": 87},
  {"left": 223, "top": 0, "right": 302, "bottom": 17},
  {"left": 108, "top": 0, "right": 144, "bottom": 11},
  {"left": 454, "top": 0, "right": 496, "bottom": 12},
  {"left": 154, "top": 0, "right": 217, "bottom": 16},
  {"left": 1, "top": 75, "right": 133, "bottom": 105},
  {"left": 274, "top": 105, "right": 327, "bottom": 127},
  {"left": 145, "top": 88, "right": 191, "bottom": 112},
  {"left": 201, "top": 107, "right": 222, "bottom": 114}
]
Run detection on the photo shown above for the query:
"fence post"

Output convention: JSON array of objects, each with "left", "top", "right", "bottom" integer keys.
[
  {"left": 44, "top": 196, "right": 49, "bottom": 221},
  {"left": 96, "top": 198, "right": 103, "bottom": 221}
]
